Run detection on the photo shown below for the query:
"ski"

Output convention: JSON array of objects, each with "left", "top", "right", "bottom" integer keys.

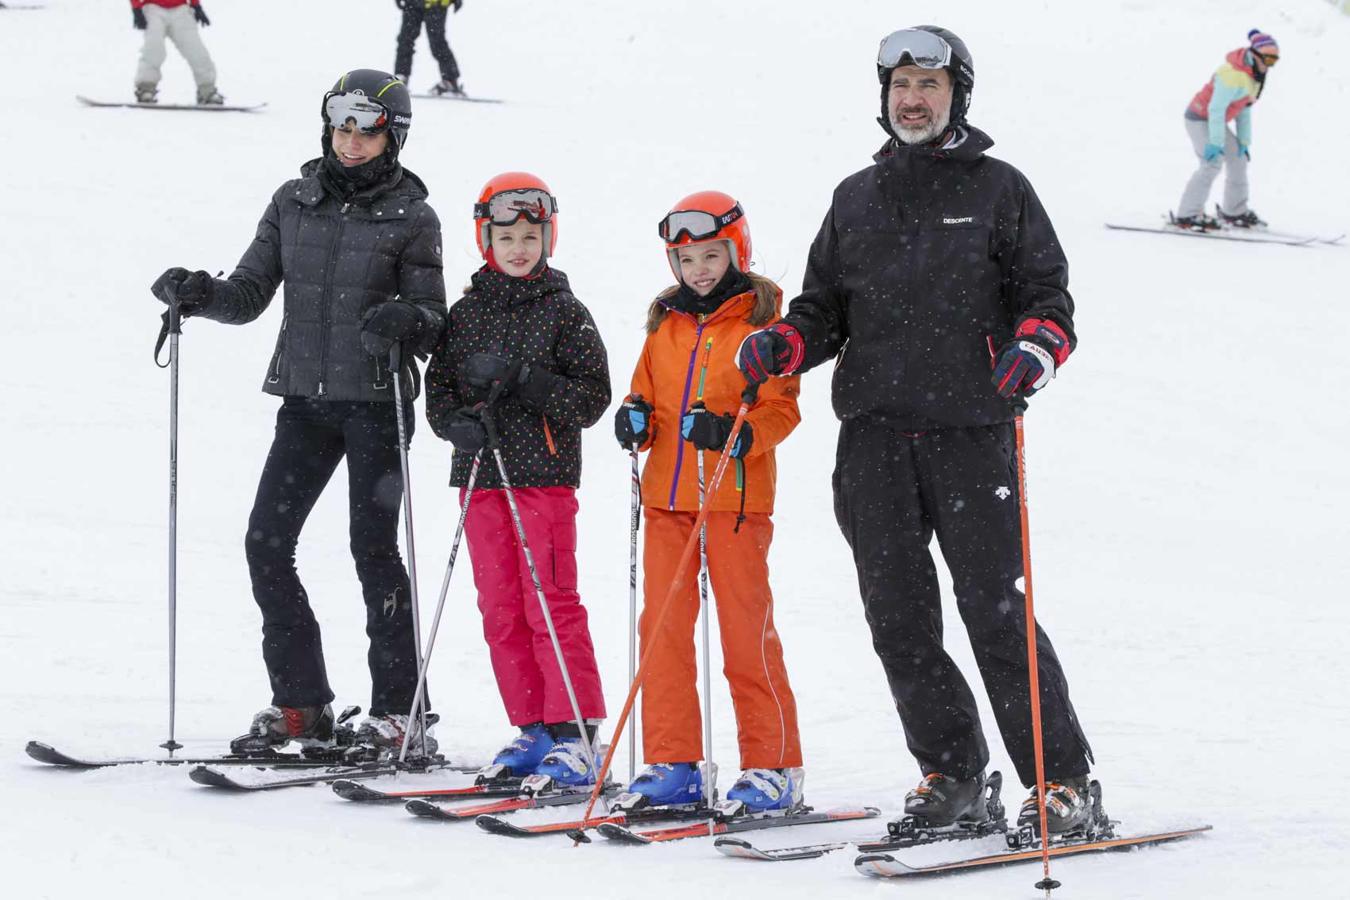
[
  {"left": 413, "top": 93, "right": 504, "bottom": 105},
  {"left": 25, "top": 740, "right": 343, "bottom": 770},
  {"left": 595, "top": 806, "right": 881, "bottom": 845},
  {"left": 189, "top": 759, "right": 476, "bottom": 791},
  {"left": 1104, "top": 222, "right": 1343, "bottom": 247},
  {"left": 854, "top": 824, "right": 1212, "bottom": 878},
  {"left": 332, "top": 777, "right": 524, "bottom": 803},
  {"left": 714, "top": 818, "right": 1008, "bottom": 861},
  {"left": 405, "top": 785, "right": 612, "bottom": 822},
  {"left": 76, "top": 96, "right": 266, "bottom": 113},
  {"left": 476, "top": 803, "right": 710, "bottom": 838}
]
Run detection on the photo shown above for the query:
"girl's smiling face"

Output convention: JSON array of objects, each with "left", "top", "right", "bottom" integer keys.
[
  {"left": 676, "top": 240, "right": 731, "bottom": 296},
  {"left": 490, "top": 220, "right": 544, "bottom": 276}
]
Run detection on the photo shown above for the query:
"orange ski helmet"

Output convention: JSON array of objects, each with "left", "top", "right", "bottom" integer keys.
[
  {"left": 473, "top": 171, "right": 559, "bottom": 261},
  {"left": 658, "top": 190, "right": 752, "bottom": 280}
]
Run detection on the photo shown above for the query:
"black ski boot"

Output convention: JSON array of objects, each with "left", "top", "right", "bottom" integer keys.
[
  {"left": 230, "top": 704, "right": 335, "bottom": 755},
  {"left": 1217, "top": 207, "right": 1267, "bottom": 229},
  {"left": 903, "top": 771, "right": 993, "bottom": 827},
  {"left": 344, "top": 712, "right": 440, "bottom": 763},
  {"left": 429, "top": 78, "right": 465, "bottom": 97},
  {"left": 1016, "top": 776, "right": 1111, "bottom": 839}
]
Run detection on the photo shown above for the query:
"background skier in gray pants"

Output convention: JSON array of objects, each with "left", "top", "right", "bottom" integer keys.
[{"left": 131, "top": 0, "right": 223, "bottom": 105}]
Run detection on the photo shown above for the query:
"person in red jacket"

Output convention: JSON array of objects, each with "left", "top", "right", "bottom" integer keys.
[
  {"left": 130, "top": 0, "right": 222, "bottom": 105},
  {"left": 612, "top": 191, "right": 805, "bottom": 815}
]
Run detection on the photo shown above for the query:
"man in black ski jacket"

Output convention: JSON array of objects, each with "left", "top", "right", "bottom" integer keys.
[{"left": 738, "top": 26, "right": 1099, "bottom": 836}]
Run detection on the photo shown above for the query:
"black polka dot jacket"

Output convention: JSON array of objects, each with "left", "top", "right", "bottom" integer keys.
[{"left": 426, "top": 266, "right": 611, "bottom": 489}]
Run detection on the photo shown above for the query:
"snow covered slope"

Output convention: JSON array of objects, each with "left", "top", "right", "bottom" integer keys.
[{"left": 3, "top": 0, "right": 1349, "bottom": 897}]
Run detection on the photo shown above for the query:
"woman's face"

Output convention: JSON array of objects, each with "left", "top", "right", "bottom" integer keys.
[
  {"left": 490, "top": 220, "right": 545, "bottom": 277},
  {"left": 331, "top": 125, "right": 389, "bottom": 167},
  {"left": 676, "top": 240, "right": 732, "bottom": 297}
]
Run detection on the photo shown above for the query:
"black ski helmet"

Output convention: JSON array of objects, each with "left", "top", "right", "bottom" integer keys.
[
  {"left": 876, "top": 25, "right": 975, "bottom": 132},
  {"left": 320, "top": 69, "right": 412, "bottom": 157}
]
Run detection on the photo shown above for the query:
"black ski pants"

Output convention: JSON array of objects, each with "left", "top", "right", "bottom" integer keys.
[
  {"left": 394, "top": 4, "right": 460, "bottom": 82},
  {"left": 832, "top": 417, "right": 1092, "bottom": 788},
  {"left": 244, "top": 397, "right": 427, "bottom": 717}
]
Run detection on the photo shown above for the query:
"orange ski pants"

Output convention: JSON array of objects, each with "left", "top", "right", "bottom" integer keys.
[{"left": 639, "top": 507, "right": 802, "bottom": 769}]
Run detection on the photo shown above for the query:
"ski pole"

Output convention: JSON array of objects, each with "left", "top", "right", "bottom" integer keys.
[
  {"left": 480, "top": 405, "right": 600, "bottom": 784},
  {"left": 389, "top": 343, "right": 430, "bottom": 757},
  {"left": 1014, "top": 413, "right": 1060, "bottom": 895},
  {"left": 159, "top": 294, "right": 184, "bottom": 754},
  {"left": 693, "top": 337, "right": 717, "bottom": 810},
  {"left": 397, "top": 450, "right": 482, "bottom": 764},
  {"left": 626, "top": 447, "right": 640, "bottom": 784},
  {"left": 575, "top": 382, "right": 760, "bottom": 835}
]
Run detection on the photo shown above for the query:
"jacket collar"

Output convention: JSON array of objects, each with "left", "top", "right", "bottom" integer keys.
[
  {"left": 293, "top": 158, "right": 429, "bottom": 215},
  {"left": 469, "top": 265, "right": 573, "bottom": 307},
  {"left": 873, "top": 124, "right": 994, "bottom": 164}
]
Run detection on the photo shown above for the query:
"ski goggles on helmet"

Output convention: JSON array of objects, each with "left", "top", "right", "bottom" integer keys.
[
  {"left": 474, "top": 189, "right": 558, "bottom": 226},
  {"left": 657, "top": 204, "right": 745, "bottom": 244},
  {"left": 876, "top": 28, "right": 953, "bottom": 71},
  {"left": 322, "top": 91, "right": 392, "bottom": 135}
]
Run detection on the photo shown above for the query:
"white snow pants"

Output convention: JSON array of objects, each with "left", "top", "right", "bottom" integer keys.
[
  {"left": 134, "top": 5, "right": 216, "bottom": 93},
  {"left": 1177, "top": 115, "right": 1249, "bottom": 219}
]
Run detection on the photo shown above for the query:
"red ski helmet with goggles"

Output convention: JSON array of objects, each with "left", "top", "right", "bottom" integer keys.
[
  {"left": 474, "top": 172, "right": 559, "bottom": 260},
  {"left": 659, "top": 191, "right": 752, "bottom": 279}
]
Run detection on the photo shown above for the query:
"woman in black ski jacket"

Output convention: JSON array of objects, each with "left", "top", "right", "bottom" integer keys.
[{"left": 150, "top": 69, "right": 446, "bottom": 758}]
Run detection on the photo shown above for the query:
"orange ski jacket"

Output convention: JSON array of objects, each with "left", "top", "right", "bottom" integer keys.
[{"left": 629, "top": 289, "right": 800, "bottom": 515}]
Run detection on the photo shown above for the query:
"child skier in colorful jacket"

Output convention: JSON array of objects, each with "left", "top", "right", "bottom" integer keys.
[
  {"left": 613, "top": 191, "right": 805, "bottom": 814},
  {"left": 425, "top": 172, "right": 610, "bottom": 787},
  {"left": 1174, "top": 29, "right": 1279, "bottom": 229}
]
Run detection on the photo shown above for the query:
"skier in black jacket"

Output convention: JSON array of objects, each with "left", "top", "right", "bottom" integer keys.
[
  {"left": 738, "top": 27, "right": 1098, "bottom": 836},
  {"left": 150, "top": 70, "right": 447, "bottom": 758}
]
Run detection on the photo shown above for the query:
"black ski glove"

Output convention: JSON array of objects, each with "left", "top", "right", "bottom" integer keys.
[
  {"left": 151, "top": 268, "right": 216, "bottom": 317},
  {"left": 192, "top": 3, "right": 210, "bottom": 26},
  {"left": 614, "top": 396, "right": 653, "bottom": 449},
  {"left": 453, "top": 0, "right": 464, "bottom": 11},
  {"left": 463, "top": 352, "right": 529, "bottom": 395},
  {"left": 132, "top": 7, "right": 147, "bottom": 29},
  {"left": 444, "top": 407, "right": 487, "bottom": 453},
  {"left": 360, "top": 301, "right": 425, "bottom": 357},
  {"left": 393, "top": 0, "right": 407, "bottom": 9},
  {"left": 681, "top": 403, "right": 753, "bottom": 458}
]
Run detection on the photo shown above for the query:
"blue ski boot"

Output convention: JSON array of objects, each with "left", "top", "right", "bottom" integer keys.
[
  {"left": 723, "top": 767, "right": 804, "bottom": 814},
  {"left": 532, "top": 736, "right": 599, "bottom": 787},
  {"left": 478, "top": 724, "right": 552, "bottom": 782},
  {"left": 615, "top": 762, "right": 705, "bottom": 810}
]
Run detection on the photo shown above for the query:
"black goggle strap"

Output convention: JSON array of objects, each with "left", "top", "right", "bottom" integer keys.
[
  {"left": 877, "top": 29, "right": 952, "bottom": 70},
  {"left": 657, "top": 203, "right": 744, "bottom": 243},
  {"left": 473, "top": 189, "right": 558, "bottom": 226}
]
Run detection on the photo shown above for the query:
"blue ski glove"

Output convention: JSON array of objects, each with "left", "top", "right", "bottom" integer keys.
[
  {"left": 681, "top": 403, "right": 753, "bottom": 459},
  {"left": 614, "top": 396, "right": 653, "bottom": 450},
  {"left": 1202, "top": 143, "right": 1224, "bottom": 162},
  {"left": 1238, "top": 141, "right": 1251, "bottom": 161}
]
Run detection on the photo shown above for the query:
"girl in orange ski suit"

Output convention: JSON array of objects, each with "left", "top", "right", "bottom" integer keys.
[{"left": 615, "top": 191, "right": 803, "bottom": 810}]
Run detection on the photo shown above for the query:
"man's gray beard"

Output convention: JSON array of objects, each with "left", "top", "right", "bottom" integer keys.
[{"left": 890, "top": 108, "right": 951, "bottom": 145}]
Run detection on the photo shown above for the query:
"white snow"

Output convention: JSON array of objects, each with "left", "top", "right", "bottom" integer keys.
[{"left": 3, "top": 0, "right": 1350, "bottom": 897}]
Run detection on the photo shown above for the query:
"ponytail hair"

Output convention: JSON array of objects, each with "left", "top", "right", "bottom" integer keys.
[{"left": 645, "top": 272, "right": 782, "bottom": 335}]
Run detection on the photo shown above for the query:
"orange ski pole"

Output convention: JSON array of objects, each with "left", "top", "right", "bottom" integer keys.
[
  {"left": 574, "top": 383, "right": 760, "bottom": 837},
  {"left": 1015, "top": 414, "right": 1060, "bottom": 894}
]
